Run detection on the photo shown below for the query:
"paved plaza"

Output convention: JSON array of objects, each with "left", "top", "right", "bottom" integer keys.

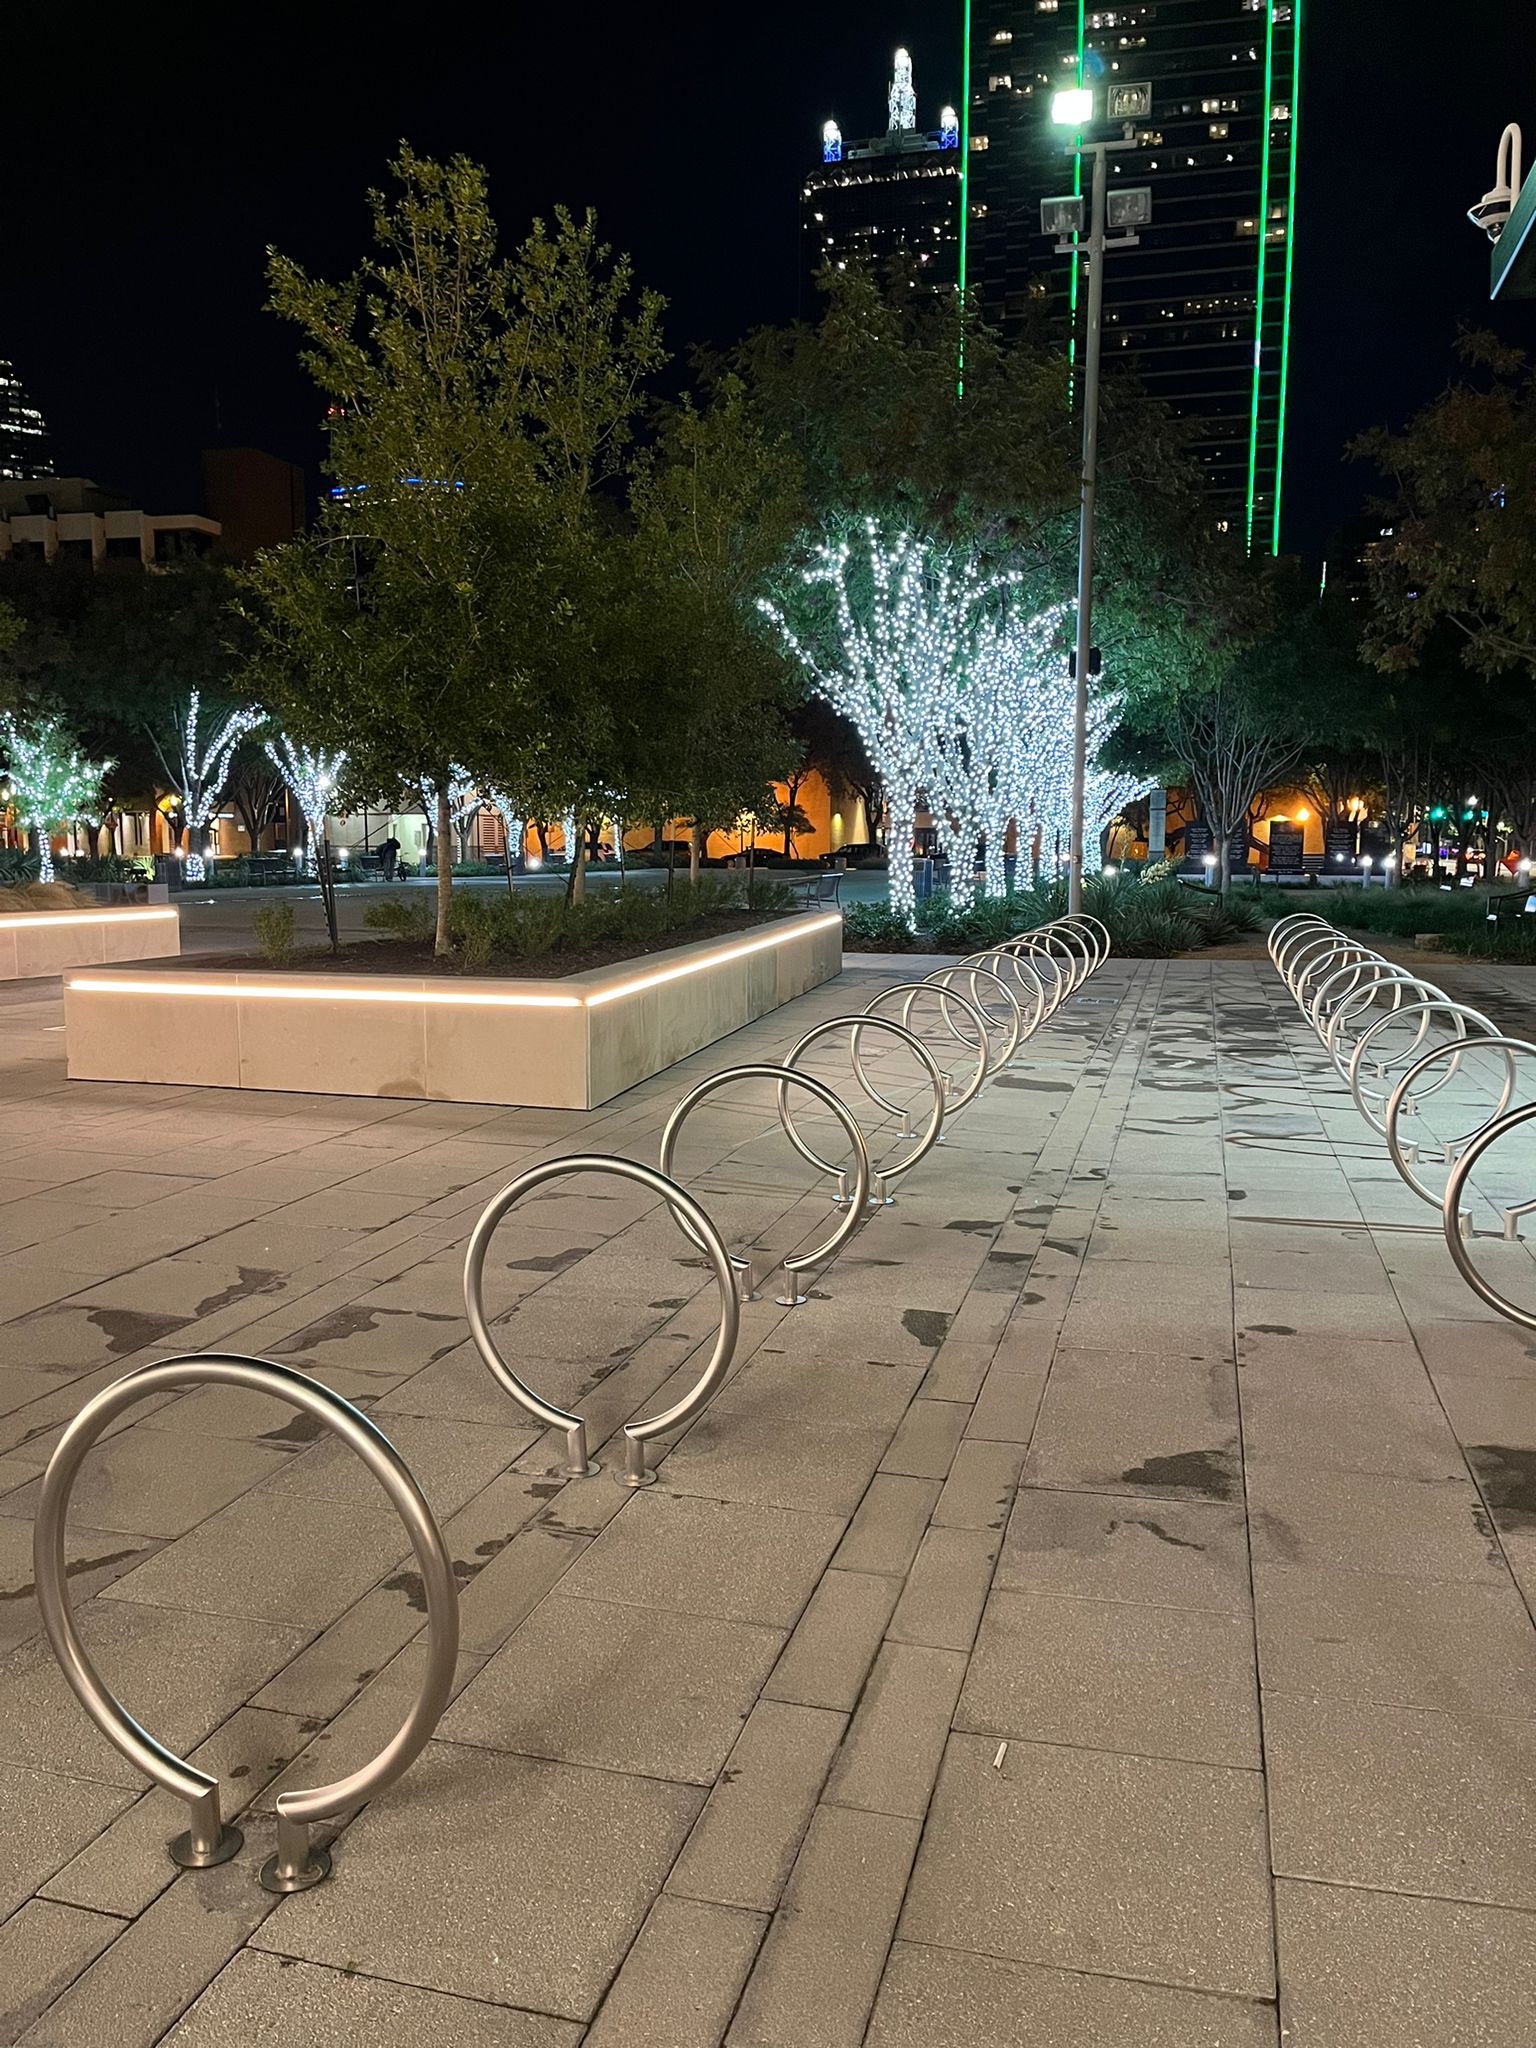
[{"left": 1, "top": 952, "right": 1534, "bottom": 2045}]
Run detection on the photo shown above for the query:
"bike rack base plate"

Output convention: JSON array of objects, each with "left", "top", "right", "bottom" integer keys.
[
  {"left": 259, "top": 1846, "right": 333, "bottom": 1895},
  {"left": 169, "top": 1825, "right": 243, "bottom": 1871}
]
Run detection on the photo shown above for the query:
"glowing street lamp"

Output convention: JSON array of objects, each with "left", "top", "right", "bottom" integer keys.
[{"left": 1051, "top": 87, "right": 1094, "bottom": 127}]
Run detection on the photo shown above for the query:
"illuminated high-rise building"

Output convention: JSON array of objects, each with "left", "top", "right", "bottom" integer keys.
[
  {"left": 964, "top": 1, "right": 1302, "bottom": 550},
  {"left": 802, "top": 49, "right": 962, "bottom": 298},
  {"left": 0, "top": 359, "right": 51, "bottom": 481}
]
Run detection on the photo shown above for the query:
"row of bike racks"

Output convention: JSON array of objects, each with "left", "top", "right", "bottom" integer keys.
[
  {"left": 1269, "top": 910, "right": 1536, "bottom": 1327},
  {"left": 31, "top": 913, "right": 1112, "bottom": 1896}
]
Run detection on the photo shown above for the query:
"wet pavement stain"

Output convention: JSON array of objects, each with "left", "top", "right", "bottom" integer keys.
[
  {"left": 1466, "top": 1445, "right": 1536, "bottom": 1529},
  {"left": 1118, "top": 1448, "right": 1239, "bottom": 1501},
  {"left": 1129, "top": 1517, "right": 1205, "bottom": 1552},
  {"left": 1, "top": 1543, "right": 149, "bottom": 1601},
  {"left": 192, "top": 1267, "right": 285, "bottom": 1319},
  {"left": 901, "top": 1309, "right": 953, "bottom": 1349}
]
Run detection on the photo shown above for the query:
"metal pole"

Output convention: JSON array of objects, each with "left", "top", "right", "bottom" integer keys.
[{"left": 1069, "top": 143, "right": 1107, "bottom": 919}]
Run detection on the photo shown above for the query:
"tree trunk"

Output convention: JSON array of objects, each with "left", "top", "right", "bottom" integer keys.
[
  {"left": 689, "top": 823, "right": 703, "bottom": 887},
  {"left": 434, "top": 785, "right": 453, "bottom": 957},
  {"left": 570, "top": 828, "right": 588, "bottom": 903},
  {"left": 1214, "top": 829, "right": 1231, "bottom": 900}
]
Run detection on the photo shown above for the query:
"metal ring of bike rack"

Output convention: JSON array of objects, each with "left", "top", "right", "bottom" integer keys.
[
  {"left": 1271, "top": 911, "right": 1336, "bottom": 972},
  {"left": 1278, "top": 924, "right": 1347, "bottom": 994},
  {"left": 1321, "top": 962, "right": 1428, "bottom": 1076},
  {"left": 1268, "top": 911, "right": 1331, "bottom": 967},
  {"left": 923, "top": 961, "right": 1024, "bottom": 1073},
  {"left": 1288, "top": 932, "right": 1367, "bottom": 1013},
  {"left": 1384, "top": 1033, "right": 1536, "bottom": 1209},
  {"left": 1306, "top": 944, "right": 1388, "bottom": 1036},
  {"left": 660, "top": 1066, "right": 871, "bottom": 1308},
  {"left": 1443, "top": 1100, "right": 1536, "bottom": 1328},
  {"left": 1057, "top": 913, "right": 1111, "bottom": 972},
  {"left": 913, "top": 970, "right": 1010, "bottom": 1081},
  {"left": 963, "top": 947, "right": 1048, "bottom": 1039},
  {"left": 1005, "top": 931, "right": 1071, "bottom": 1013},
  {"left": 1318, "top": 953, "right": 1410, "bottom": 1044},
  {"left": 1347, "top": 995, "right": 1496, "bottom": 1132},
  {"left": 465, "top": 1155, "right": 740, "bottom": 1486},
  {"left": 864, "top": 981, "right": 991, "bottom": 1119},
  {"left": 1041, "top": 920, "right": 1095, "bottom": 992},
  {"left": 1326, "top": 971, "right": 1442, "bottom": 1093},
  {"left": 779, "top": 1014, "right": 946, "bottom": 1206},
  {"left": 33, "top": 1353, "right": 458, "bottom": 1896}
]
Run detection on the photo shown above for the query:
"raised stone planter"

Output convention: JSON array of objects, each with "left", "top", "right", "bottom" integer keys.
[
  {"left": 1, "top": 904, "right": 180, "bottom": 982},
  {"left": 62, "top": 910, "right": 842, "bottom": 1109}
]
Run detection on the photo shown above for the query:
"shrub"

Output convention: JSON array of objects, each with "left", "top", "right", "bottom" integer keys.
[
  {"left": 842, "top": 902, "right": 917, "bottom": 950},
  {"left": 364, "top": 895, "right": 435, "bottom": 942},
  {"left": 252, "top": 900, "right": 297, "bottom": 964}
]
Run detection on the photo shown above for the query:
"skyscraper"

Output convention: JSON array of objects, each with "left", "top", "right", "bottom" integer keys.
[
  {"left": 0, "top": 359, "right": 51, "bottom": 481},
  {"left": 964, "top": 1, "right": 1302, "bottom": 550},
  {"left": 803, "top": 49, "right": 963, "bottom": 298}
]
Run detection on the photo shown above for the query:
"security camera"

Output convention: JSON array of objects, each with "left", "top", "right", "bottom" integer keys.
[{"left": 1468, "top": 123, "right": 1522, "bottom": 242}]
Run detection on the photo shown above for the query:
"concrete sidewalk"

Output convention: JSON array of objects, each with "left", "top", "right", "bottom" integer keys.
[{"left": 0, "top": 957, "right": 1532, "bottom": 2045}]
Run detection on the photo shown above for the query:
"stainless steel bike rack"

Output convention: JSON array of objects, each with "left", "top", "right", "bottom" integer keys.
[
  {"left": 33, "top": 1354, "right": 458, "bottom": 1895},
  {"left": 660, "top": 1066, "right": 871, "bottom": 1307},
  {"left": 923, "top": 961, "right": 1024, "bottom": 1074},
  {"left": 780, "top": 1013, "right": 946, "bottom": 1207},
  {"left": 1443, "top": 1100, "right": 1536, "bottom": 1326},
  {"left": 965, "top": 945, "right": 1049, "bottom": 1041},
  {"left": 1385, "top": 1033, "right": 1536, "bottom": 1217},
  {"left": 464, "top": 1155, "right": 740, "bottom": 1485},
  {"left": 1346, "top": 993, "right": 1494, "bottom": 1133},
  {"left": 863, "top": 980, "right": 991, "bottom": 1129}
]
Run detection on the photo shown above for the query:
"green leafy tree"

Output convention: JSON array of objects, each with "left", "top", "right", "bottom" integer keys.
[
  {"left": 0, "top": 713, "right": 113, "bottom": 883},
  {"left": 1356, "top": 331, "right": 1536, "bottom": 677}
]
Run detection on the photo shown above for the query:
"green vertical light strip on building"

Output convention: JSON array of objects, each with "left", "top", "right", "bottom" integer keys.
[
  {"left": 1270, "top": 0, "right": 1302, "bottom": 554},
  {"left": 1245, "top": 0, "right": 1277, "bottom": 553},
  {"left": 1067, "top": 0, "right": 1087, "bottom": 386},
  {"left": 958, "top": 0, "right": 972, "bottom": 395}
]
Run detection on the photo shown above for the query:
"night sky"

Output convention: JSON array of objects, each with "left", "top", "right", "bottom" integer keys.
[{"left": 6, "top": 2, "right": 1535, "bottom": 555}]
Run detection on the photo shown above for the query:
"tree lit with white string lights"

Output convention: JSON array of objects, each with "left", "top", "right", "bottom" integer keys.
[{"left": 0, "top": 714, "right": 111, "bottom": 884}]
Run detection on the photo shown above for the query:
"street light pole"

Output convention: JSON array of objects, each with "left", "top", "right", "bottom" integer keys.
[{"left": 1068, "top": 141, "right": 1108, "bottom": 918}]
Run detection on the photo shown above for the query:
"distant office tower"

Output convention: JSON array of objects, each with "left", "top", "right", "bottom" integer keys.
[
  {"left": 803, "top": 48, "right": 963, "bottom": 298},
  {"left": 965, "top": 0, "right": 1302, "bottom": 550},
  {"left": 201, "top": 447, "right": 306, "bottom": 560},
  {"left": 0, "top": 359, "right": 52, "bottom": 481}
]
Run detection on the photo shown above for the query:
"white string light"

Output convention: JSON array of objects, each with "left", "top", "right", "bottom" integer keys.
[
  {"left": 0, "top": 714, "right": 111, "bottom": 885},
  {"left": 171, "top": 690, "right": 259, "bottom": 882},
  {"left": 265, "top": 734, "right": 347, "bottom": 873}
]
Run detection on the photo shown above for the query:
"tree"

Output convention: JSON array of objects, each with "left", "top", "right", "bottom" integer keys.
[
  {"left": 1357, "top": 332, "right": 1536, "bottom": 678},
  {"left": 0, "top": 714, "right": 112, "bottom": 883},
  {"left": 622, "top": 374, "right": 803, "bottom": 885},
  {"left": 225, "top": 743, "right": 288, "bottom": 856},
  {"left": 153, "top": 690, "right": 260, "bottom": 880},
  {"left": 247, "top": 148, "right": 552, "bottom": 956}
]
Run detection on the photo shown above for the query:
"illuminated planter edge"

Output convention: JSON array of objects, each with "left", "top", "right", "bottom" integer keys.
[
  {"left": 62, "top": 911, "right": 843, "bottom": 1110},
  {"left": 0, "top": 906, "right": 180, "bottom": 982}
]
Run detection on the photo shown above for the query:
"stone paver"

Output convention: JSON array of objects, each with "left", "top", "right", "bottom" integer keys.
[{"left": 2, "top": 952, "right": 1535, "bottom": 2040}]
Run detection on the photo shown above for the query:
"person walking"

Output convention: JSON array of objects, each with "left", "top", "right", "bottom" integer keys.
[{"left": 381, "top": 833, "right": 401, "bottom": 881}]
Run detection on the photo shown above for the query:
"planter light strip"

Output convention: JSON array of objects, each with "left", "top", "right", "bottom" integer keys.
[{"left": 1, "top": 908, "right": 178, "bottom": 931}]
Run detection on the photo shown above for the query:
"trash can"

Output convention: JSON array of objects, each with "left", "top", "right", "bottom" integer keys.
[{"left": 912, "top": 856, "right": 935, "bottom": 903}]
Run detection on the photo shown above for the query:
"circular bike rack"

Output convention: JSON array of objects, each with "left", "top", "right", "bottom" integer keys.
[
  {"left": 1346, "top": 994, "right": 1495, "bottom": 1133},
  {"left": 1444, "top": 1099, "right": 1536, "bottom": 1328},
  {"left": 33, "top": 1354, "right": 458, "bottom": 1895},
  {"left": 780, "top": 1014, "right": 946, "bottom": 1207},
  {"left": 465, "top": 1155, "right": 741, "bottom": 1486},
  {"left": 863, "top": 980, "right": 991, "bottom": 1121},
  {"left": 1385, "top": 1032, "right": 1536, "bottom": 1210},
  {"left": 660, "top": 1066, "right": 871, "bottom": 1307},
  {"left": 922, "top": 961, "right": 1023, "bottom": 1075}
]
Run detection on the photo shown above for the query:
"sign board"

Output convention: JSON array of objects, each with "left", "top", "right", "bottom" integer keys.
[
  {"left": 1324, "top": 820, "right": 1358, "bottom": 870},
  {"left": 1179, "top": 820, "right": 1213, "bottom": 876},
  {"left": 1267, "top": 821, "right": 1305, "bottom": 876},
  {"left": 1227, "top": 827, "right": 1252, "bottom": 875},
  {"left": 1492, "top": 161, "right": 1536, "bottom": 301}
]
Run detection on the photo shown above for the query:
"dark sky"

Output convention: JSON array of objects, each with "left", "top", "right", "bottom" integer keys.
[{"left": 6, "top": 3, "right": 1535, "bottom": 555}]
